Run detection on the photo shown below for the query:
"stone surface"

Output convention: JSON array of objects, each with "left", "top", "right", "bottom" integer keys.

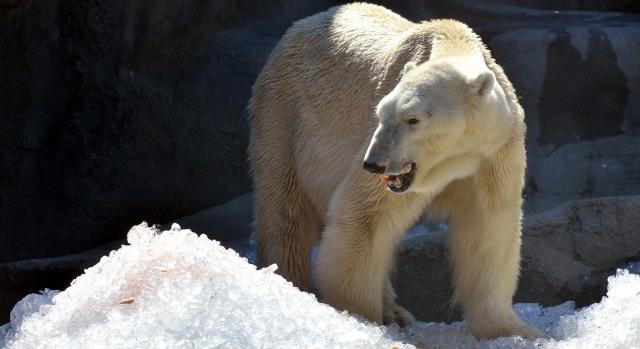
[
  {"left": 0, "top": 0, "right": 328, "bottom": 262},
  {"left": 527, "top": 136, "right": 640, "bottom": 212},
  {"left": 461, "top": 2, "right": 640, "bottom": 208},
  {"left": 534, "top": 141, "right": 593, "bottom": 196},
  {"left": 488, "top": 0, "right": 640, "bottom": 12},
  {"left": 395, "top": 195, "right": 640, "bottom": 323},
  {"left": 1, "top": 0, "right": 640, "bottom": 307},
  {"left": 168, "top": 192, "right": 254, "bottom": 241},
  {"left": 0, "top": 192, "right": 255, "bottom": 324},
  {"left": 0, "top": 0, "right": 640, "bottom": 262},
  {"left": 3, "top": 195, "right": 639, "bottom": 325},
  {"left": 0, "top": 240, "right": 123, "bottom": 324}
]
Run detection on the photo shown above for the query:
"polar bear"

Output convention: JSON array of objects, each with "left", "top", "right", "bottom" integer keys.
[{"left": 248, "top": 3, "right": 541, "bottom": 339}]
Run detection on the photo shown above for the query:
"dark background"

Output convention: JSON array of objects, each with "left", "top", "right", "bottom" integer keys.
[{"left": 1, "top": 0, "right": 639, "bottom": 323}]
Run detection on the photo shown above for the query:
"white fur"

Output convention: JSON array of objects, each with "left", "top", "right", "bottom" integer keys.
[{"left": 249, "top": 3, "right": 541, "bottom": 339}]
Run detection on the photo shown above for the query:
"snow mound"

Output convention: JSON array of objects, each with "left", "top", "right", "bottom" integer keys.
[
  {"left": 1, "top": 223, "right": 639, "bottom": 349},
  {"left": 1, "top": 223, "right": 408, "bottom": 349}
]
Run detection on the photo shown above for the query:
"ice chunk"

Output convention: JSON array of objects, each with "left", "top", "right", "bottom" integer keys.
[
  {"left": 1, "top": 289, "right": 59, "bottom": 348},
  {"left": 2, "top": 223, "right": 639, "bottom": 349},
  {"left": 9, "top": 290, "right": 58, "bottom": 328},
  {"left": 549, "top": 269, "right": 640, "bottom": 349}
]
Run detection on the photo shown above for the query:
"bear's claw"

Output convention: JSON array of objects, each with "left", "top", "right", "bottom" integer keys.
[
  {"left": 383, "top": 303, "right": 415, "bottom": 327},
  {"left": 469, "top": 319, "right": 544, "bottom": 340}
]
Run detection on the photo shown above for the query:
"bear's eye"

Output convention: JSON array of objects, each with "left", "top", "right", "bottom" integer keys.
[{"left": 407, "top": 118, "right": 419, "bottom": 125}]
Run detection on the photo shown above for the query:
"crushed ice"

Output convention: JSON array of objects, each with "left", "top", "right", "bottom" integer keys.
[{"left": 1, "top": 223, "right": 639, "bottom": 349}]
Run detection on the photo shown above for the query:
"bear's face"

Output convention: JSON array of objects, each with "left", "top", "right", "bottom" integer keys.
[{"left": 363, "top": 57, "right": 513, "bottom": 194}]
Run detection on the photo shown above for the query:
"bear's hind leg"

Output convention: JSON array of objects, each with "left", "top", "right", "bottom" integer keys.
[
  {"left": 383, "top": 278, "right": 415, "bottom": 326},
  {"left": 253, "top": 163, "right": 320, "bottom": 291},
  {"left": 316, "top": 220, "right": 392, "bottom": 323}
]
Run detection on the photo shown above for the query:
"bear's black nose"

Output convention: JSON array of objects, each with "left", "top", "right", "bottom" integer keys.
[{"left": 363, "top": 162, "right": 385, "bottom": 174}]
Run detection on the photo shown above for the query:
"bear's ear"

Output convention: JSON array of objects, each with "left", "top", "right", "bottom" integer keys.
[
  {"left": 403, "top": 62, "right": 417, "bottom": 76},
  {"left": 468, "top": 71, "right": 495, "bottom": 98}
]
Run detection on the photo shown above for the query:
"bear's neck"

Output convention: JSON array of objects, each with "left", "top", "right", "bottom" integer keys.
[
  {"left": 425, "top": 21, "right": 485, "bottom": 65},
  {"left": 430, "top": 42, "right": 484, "bottom": 64}
]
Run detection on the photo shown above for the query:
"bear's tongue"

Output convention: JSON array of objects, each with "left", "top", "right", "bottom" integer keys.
[{"left": 380, "top": 174, "right": 403, "bottom": 189}]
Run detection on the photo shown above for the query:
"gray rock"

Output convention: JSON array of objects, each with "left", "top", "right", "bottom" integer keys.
[
  {"left": 2, "top": 0, "right": 640, "bottom": 302},
  {"left": 533, "top": 141, "right": 593, "bottom": 196},
  {"left": 477, "top": 6, "right": 640, "bottom": 202},
  {"left": 2, "top": 0, "right": 640, "bottom": 332},
  {"left": 169, "top": 193, "right": 254, "bottom": 242},
  {"left": 395, "top": 195, "right": 640, "bottom": 322},
  {"left": 0, "top": 189, "right": 256, "bottom": 324},
  {"left": 592, "top": 136, "right": 640, "bottom": 196},
  {"left": 3, "top": 195, "right": 638, "bottom": 325},
  {"left": 394, "top": 230, "right": 457, "bottom": 322},
  {"left": 486, "top": 0, "right": 640, "bottom": 12},
  {"left": 0, "top": 0, "right": 328, "bottom": 263},
  {"left": 527, "top": 136, "right": 640, "bottom": 212},
  {"left": 0, "top": 240, "right": 123, "bottom": 324},
  {"left": 524, "top": 195, "right": 640, "bottom": 270}
]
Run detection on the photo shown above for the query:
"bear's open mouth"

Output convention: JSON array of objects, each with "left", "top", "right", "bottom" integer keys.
[{"left": 380, "top": 162, "right": 416, "bottom": 193}]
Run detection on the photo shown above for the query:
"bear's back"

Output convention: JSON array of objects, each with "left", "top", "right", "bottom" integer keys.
[{"left": 287, "top": 3, "right": 414, "bottom": 67}]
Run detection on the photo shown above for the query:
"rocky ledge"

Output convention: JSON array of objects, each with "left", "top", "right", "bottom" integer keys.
[
  {"left": 396, "top": 195, "right": 640, "bottom": 322},
  {"left": 2, "top": 194, "right": 639, "bottom": 324}
]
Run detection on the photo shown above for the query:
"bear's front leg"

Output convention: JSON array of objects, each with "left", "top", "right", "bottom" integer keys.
[
  {"left": 315, "top": 172, "right": 424, "bottom": 324},
  {"left": 447, "top": 184, "right": 542, "bottom": 339}
]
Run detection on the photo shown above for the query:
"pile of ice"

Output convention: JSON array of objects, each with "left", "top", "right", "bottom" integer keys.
[
  {"left": 1, "top": 224, "right": 639, "bottom": 349},
  {"left": 0, "top": 224, "right": 408, "bottom": 349}
]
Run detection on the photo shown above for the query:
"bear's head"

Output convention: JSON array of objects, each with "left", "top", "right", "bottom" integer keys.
[{"left": 363, "top": 56, "right": 515, "bottom": 194}]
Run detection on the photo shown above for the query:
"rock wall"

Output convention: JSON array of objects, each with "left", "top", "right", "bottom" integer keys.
[
  {"left": 477, "top": 8, "right": 640, "bottom": 212},
  {"left": 0, "top": 0, "right": 327, "bottom": 262},
  {"left": 1, "top": 0, "right": 639, "bottom": 263}
]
